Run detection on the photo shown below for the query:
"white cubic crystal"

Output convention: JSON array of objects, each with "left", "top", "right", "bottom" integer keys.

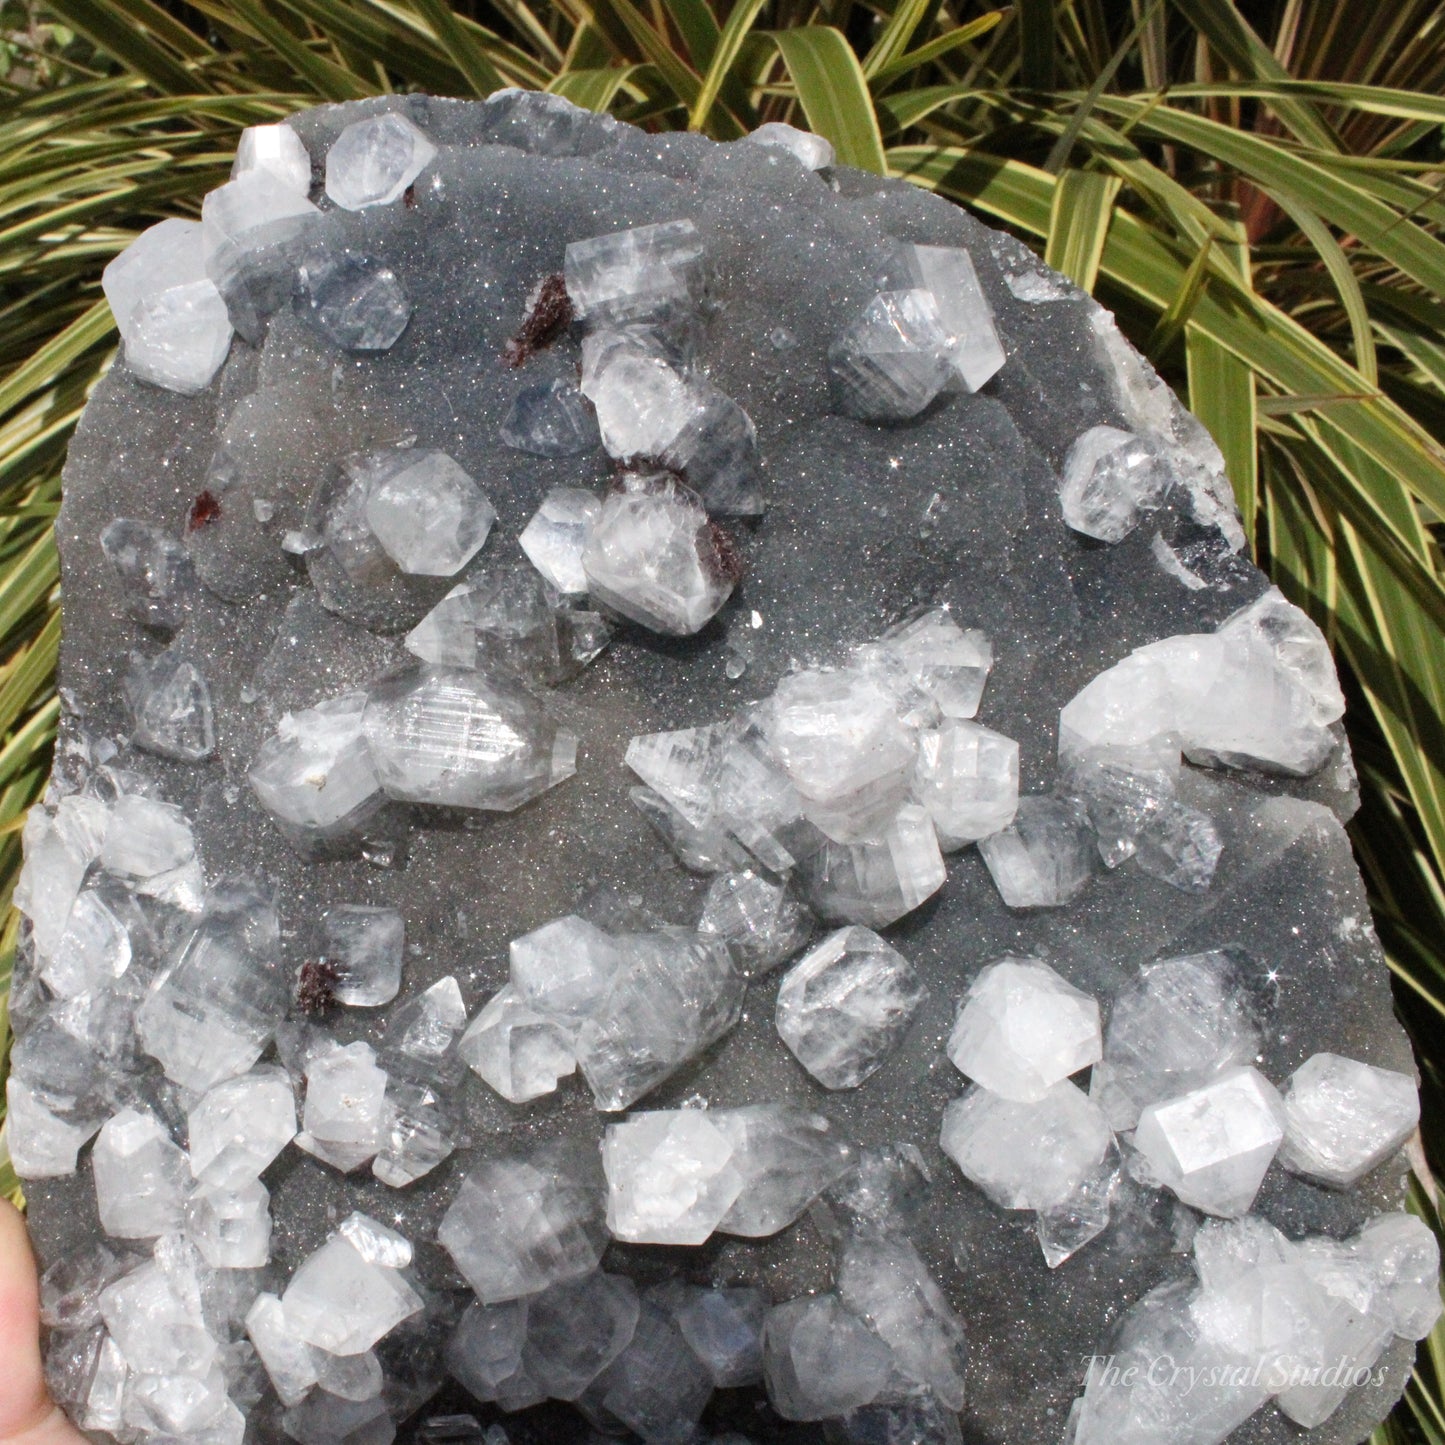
[
  {"left": 576, "top": 930, "right": 745, "bottom": 1111},
  {"left": 564, "top": 220, "right": 705, "bottom": 325},
  {"left": 92, "top": 1108, "right": 192, "bottom": 1239},
  {"left": 905, "top": 243, "right": 1006, "bottom": 392},
  {"left": 745, "top": 121, "right": 834, "bottom": 169},
  {"left": 1278, "top": 1052, "right": 1419, "bottom": 1187},
  {"left": 281, "top": 1232, "right": 423, "bottom": 1356},
  {"left": 185, "top": 1178, "right": 271, "bottom": 1269},
  {"left": 948, "top": 957, "right": 1101, "bottom": 1102},
  {"left": 712, "top": 1105, "right": 853, "bottom": 1237},
  {"left": 1059, "top": 425, "right": 1175, "bottom": 543},
  {"left": 459, "top": 985, "right": 577, "bottom": 1103},
  {"left": 762, "top": 1294, "right": 894, "bottom": 1421},
  {"left": 1217, "top": 586, "right": 1345, "bottom": 727},
  {"left": 1091, "top": 951, "right": 1263, "bottom": 1130},
  {"left": 437, "top": 1140, "right": 607, "bottom": 1304},
  {"left": 580, "top": 474, "right": 737, "bottom": 636},
  {"left": 977, "top": 795, "right": 1093, "bottom": 907},
  {"left": 696, "top": 869, "right": 812, "bottom": 977},
  {"left": 325, "top": 111, "right": 437, "bottom": 210},
  {"left": 914, "top": 718, "right": 1019, "bottom": 849},
  {"left": 381, "top": 975, "right": 468, "bottom": 1088},
  {"left": 519, "top": 487, "right": 603, "bottom": 596},
  {"left": 776, "top": 926, "right": 929, "bottom": 1090},
  {"left": 940, "top": 1081, "right": 1113, "bottom": 1212},
  {"left": 580, "top": 330, "right": 697, "bottom": 461},
  {"left": 188, "top": 1066, "right": 297, "bottom": 1188},
  {"left": 101, "top": 218, "right": 233, "bottom": 394},
  {"left": 232, "top": 122, "right": 312, "bottom": 193},
  {"left": 99, "top": 1256, "right": 218, "bottom": 1378},
  {"left": 137, "top": 880, "right": 288, "bottom": 1092},
  {"left": 321, "top": 905, "right": 405, "bottom": 1007},
  {"left": 799, "top": 802, "right": 948, "bottom": 928},
  {"left": 123, "top": 649, "right": 216, "bottom": 761},
  {"left": 835, "top": 1231, "right": 967, "bottom": 1409},
  {"left": 297, "top": 1041, "right": 389, "bottom": 1174},
  {"left": 14, "top": 793, "right": 110, "bottom": 963},
  {"left": 602, "top": 1109, "right": 743, "bottom": 1245},
  {"left": 764, "top": 667, "right": 917, "bottom": 842},
  {"left": 362, "top": 665, "right": 577, "bottom": 811},
  {"left": 249, "top": 692, "right": 385, "bottom": 844},
  {"left": 1133, "top": 1065, "right": 1286, "bottom": 1217},
  {"left": 363, "top": 450, "right": 495, "bottom": 577},
  {"left": 828, "top": 289, "right": 953, "bottom": 423},
  {"left": 508, "top": 913, "right": 622, "bottom": 1019}
]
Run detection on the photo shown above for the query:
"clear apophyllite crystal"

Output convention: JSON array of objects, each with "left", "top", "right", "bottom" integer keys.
[
  {"left": 501, "top": 380, "right": 600, "bottom": 458},
  {"left": 940, "top": 1080, "right": 1114, "bottom": 1213},
  {"left": 1059, "top": 425, "right": 1177, "bottom": 543},
  {"left": 186, "top": 1065, "right": 296, "bottom": 1188},
  {"left": 281, "top": 1223, "right": 423, "bottom": 1355},
  {"left": 745, "top": 121, "right": 834, "bottom": 170},
  {"left": 437, "top": 1139, "right": 608, "bottom": 1304},
  {"left": 325, "top": 111, "right": 437, "bottom": 210},
  {"left": 297, "top": 250, "right": 412, "bottom": 352},
  {"left": 1090, "top": 951, "right": 1262, "bottom": 1130},
  {"left": 580, "top": 473, "right": 739, "bottom": 636},
  {"left": 101, "top": 218, "right": 234, "bottom": 394},
  {"left": 320, "top": 904, "right": 405, "bottom": 1007},
  {"left": 564, "top": 220, "right": 706, "bottom": 326},
  {"left": 508, "top": 913, "right": 622, "bottom": 1018},
  {"left": 797, "top": 804, "right": 947, "bottom": 928},
  {"left": 762, "top": 1293, "right": 896, "bottom": 1421},
  {"left": 39, "top": 888, "right": 131, "bottom": 1000},
  {"left": 249, "top": 692, "right": 386, "bottom": 847},
  {"left": 662, "top": 1284, "right": 766, "bottom": 1389},
  {"left": 100, "top": 792, "right": 195, "bottom": 879},
  {"left": 775, "top": 926, "right": 928, "bottom": 1090},
  {"left": 893, "top": 242, "right": 1007, "bottom": 394},
  {"left": 947, "top": 957, "right": 1101, "bottom": 1102},
  {"left": 361, "top": 449, "right": 495, "bottom": 577},
  {"left": 91, "top": 1107, "right": 192, "bottom": 1239},
  {"left": 99, "top": 518, "right": 196, "bottom": 632},
  {"left": 458, "top": 985, "right": 577, "bottom": 1103},
  {"left": 295, "top": 1040, "right": 389, "bottom": 1173},
  {"left": 518, "top": 1271, "right": 641, "bottom": 1401},
  {"left": 362, "top": 665, "right": 577, "bottom": 810},
  {"left": 913, "top": 718, "right": 1019, "bottom": 849},
  {"left": 1277, "top": 1052, "right": 1419, "bottom": 1187},
  {"left": 602, "top": 1109, "right": 743, "bottom": 1245},
  {"left": 695, "top": 868, "right": 813, "bottom": 977},
  {"left": 594, "top": 1298, "right": 717, "bottom": 1439},
  {"left": 575, "top": 930, "right": 744, "bottom": 1110},
  {"left": 519, "top": 487, "right": 603, "bottom": 595},
  {"left": 246, "top": 1294, "right": 319, "bottom": 1406},
  {"left": 380, "top": 976, "right": 468, "bottom": 1089},
  {"left": 977, "top": 794, "right": 1093, "bottom": 908},
  {"left": 185, "top": 1177, "right": 272, "bottom": 1269},
  {"left": 1133, "top": 1065, "right": 1286, "bottom": 1217},
  {"left": 232, "top": 122, "right": 312, "bottom": 194},
  {"left": 372, "top": 1078, "right": 457, "bottom": 1189},
  {"left": 444, "top": 1296, "right": 534, "bottom": 1408},
  {"left": 861, "top": 608, "right": 994, "bottom": 719},
  {"left": 828, "top": 289, "right": 954, "bottom": 423},
  {"left": 137, "top": 879, "right": 288, "bottom": 1092},
  {"left": 123, "top": 648, "right": 216, "bottom": 761},
  {"left": 712, "top": 1105, "right": 854, "bottom": 1237}
]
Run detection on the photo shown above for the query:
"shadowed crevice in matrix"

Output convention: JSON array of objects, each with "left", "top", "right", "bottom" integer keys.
[{"left": 6, "top": 93, "right": 1434, "bottom": 1445}]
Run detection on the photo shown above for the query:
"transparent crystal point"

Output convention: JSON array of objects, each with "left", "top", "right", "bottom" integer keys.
[
  {"left": 713, "top": 1104, "right": 854, "bottom": 1236},
  {"left": 321, "top": 904, "right": 405, "bottom": 1007},
  {"left": 519, "top": 487, "right": 603, "bottom": 595},
  {"left": 362, "top": 450, "right": 494, "bottom": 577},
  {"left": 796, "top": 803, "right": 947, "bottom": 929},
  {"left": 696, "top": 868, "right": 812, "bottom": 977},
  {"left": 977, "top": 795, "right": 1093, "bottom": 908},
  {"left": 914, "top": 718, "right": 1019, "bottom": 849},
  {"left": 762, "top": 1293, "right": 894, "bottom": 1421},
  {"left": 1278, "top": 1052, "right": 1419, "bottom": 1187},
  {"left": 123, "top": 649, "right": 216, "bottom": 761},
  {"left": 297, "top": 251, "right": 412, "bottom": 352},
  {"left": 100, "top": 518, "right": 196, "bottom": 632},
  {"left": 281, "top": 1230, "right": 423, "bottom": 1356},
  {"left": 325, "top": 112, "right": 437, "bottom": 210},
  {"left": 828, "top": 289, "right": 953, "bottom": 423},
  {"left": 92, "top": 1107, "right": 192, "bottom": 1239},
  {"left": 602, "top": 1109, "right": 743, "bottom": 1244},
  {"left": 187, "top": 1066, "right": 297, "bottom": 1188},
  {"left": 898, "top": 242, "right": 1006, "bottom": 393},
  {"left": 501, "top": 380, "right": 600, "bottom": 458},
  {"left": 232, "top": 122, "right": 312, "bottom": 194},
  {"left": 296, "top": 1040, "right": 389, "bottom": 1174},
  {"left": 508, "top": 913, "right": 623, "bottom": 1019},
  {"left": 459, "top": 985, "right": 576, "bottom": 1103},
  {"left": 1059, "top": 426, "right": 1176, "bottom": 543}
]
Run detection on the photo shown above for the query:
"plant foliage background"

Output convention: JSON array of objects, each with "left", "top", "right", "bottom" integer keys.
[{"left": 2, "top": 0, "right": 1444, "bottom": 1437}]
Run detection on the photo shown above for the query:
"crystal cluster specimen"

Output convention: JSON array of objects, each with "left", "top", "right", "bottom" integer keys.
[{"left": 18, "top": 90, "right": 1425, "bottom": 1445}]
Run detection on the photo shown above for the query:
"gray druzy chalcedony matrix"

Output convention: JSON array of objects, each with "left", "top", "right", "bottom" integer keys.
[{"left": 13, "top": 86, "right": 1426, "bottom": 1445}]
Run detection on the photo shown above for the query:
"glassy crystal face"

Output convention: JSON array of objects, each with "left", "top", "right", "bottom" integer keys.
[
  {"left": 762, "top": 1293, "right": 896, "bottom": 1420},
  {"left": 696, "top": 868, "right": 812, "bottom": 977},
  {"left": 297, "top": 251, "right": 412, "bottom": 352},
  {"left": 232, "top": 122, "right": 312, "bottom": 194},
  {"left": 296, "top": 1040, "right": 389, "bottom": 1174},
  {"left": 187, "top": 1066, "right": 297, "bottom": 1188},
  {"left": 100, "top": 519, "right": 196, "bottom": 632},
  {"left": 1059, "top": 425, "right": 1176, "bottom": 542},
  {"left": 1278, "top": 1052, "right": 1419, "bottom": 1187},
  {"left": 580, "top": 474, "right": 738, "bottom": 636},
  {"left": 1134, "top": 1066, "right": 1287, "bottom": 1217},
  {"left": 281, "top": 1227, "right": 423, "bottom": 1355},
  {"left": 361, "top": 450, "right": 494, "bottom": 577},
  {"left": 564, "top": 220, "right": 706, "bottom": 326},
  {"left": 977, "top": 795, "right": 1093, "bottom": 908},
  {"left": 914, "top": 719, "right": 1019, "bottom": 849},
  {"left": 501, "top": 380, "right": 600, "bottom": 458},
  {"left": 603, "top": 1109, "right": 743, "bottom": 1245},
  {"left": 123, "top": 649, "right": 216, "bottom": 762},
  {"left": 325, "top": 112, "right": 437, "bottom": 210},
  {"left": 362, "top": 665, "right": 577, "bottom": 810},
  {"left": 101, "top": 218, "right": 234, "bottom": 394},
  {"left": 947, "top": 957, "right": 1102, "bottom": 1101},
  {"left": 458, "top": 986, "right": 576, "bottom": 1103},
  {"left": 518, "top": 488, "right": 602, "bottom": 595},
  {"left": 320, "top": 905, "right": 405, "bottom": 1007},
  {"left": 797, "top": 803, "right": 948, "bottom": 927},
  {"left": 828, "top": 289, "right": 954, "bottom": 422},
  {"left": 775, "top": 926, "right": 928, "bottom": 1090},
  {"left": 437, "top": 1141, "right": 608, "bottom": 1305},
  {"left": 91, "top": 1107, "right": 192, "bottom": 1239},
  {"left": 746, "top": 121, "right": 835, "bottom": 170}
]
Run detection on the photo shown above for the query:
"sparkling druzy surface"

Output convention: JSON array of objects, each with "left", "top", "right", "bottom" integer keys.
[{"left": 18, "top": 90, "right": 1423, "bottom": 1445}]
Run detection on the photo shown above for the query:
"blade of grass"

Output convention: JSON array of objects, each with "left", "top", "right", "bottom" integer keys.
[
  {"left": 763, "top": 27, "right": 887, "bottom": 172},
  {"left": 1043, "top": 168, "right": 1121, "bottom": 292}
]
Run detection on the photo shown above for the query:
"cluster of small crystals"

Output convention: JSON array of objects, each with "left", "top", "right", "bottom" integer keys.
[{"left": 9, "top": 90, "right": 1435, "bottom": 1445}]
